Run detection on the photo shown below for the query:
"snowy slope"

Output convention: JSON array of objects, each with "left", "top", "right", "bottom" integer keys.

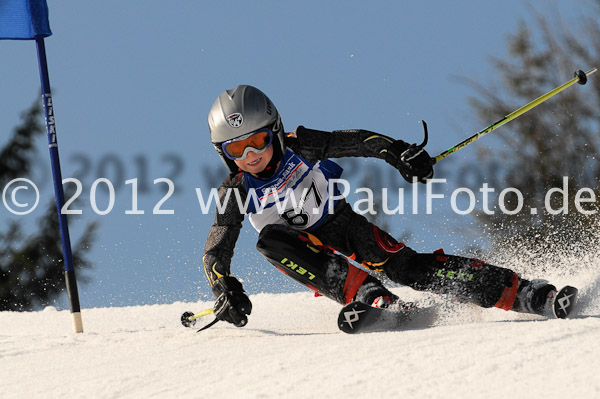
[{"left": 2, "top": 285, "right": 600, "bottom": 399}]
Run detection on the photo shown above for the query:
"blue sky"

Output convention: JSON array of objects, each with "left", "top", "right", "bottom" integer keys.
[{"left": 1, "top": 1, "right": 591, "bottom": 308}]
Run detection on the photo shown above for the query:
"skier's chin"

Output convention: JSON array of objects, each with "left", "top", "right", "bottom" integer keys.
[{"left": 244, "top": 157, "right": 266, "bottom": 173}]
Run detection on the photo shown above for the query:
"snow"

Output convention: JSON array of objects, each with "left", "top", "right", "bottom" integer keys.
[{"left": 2, "top": 285, "right": 600, "bottom": 399}]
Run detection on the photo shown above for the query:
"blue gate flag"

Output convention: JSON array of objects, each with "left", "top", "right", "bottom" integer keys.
[{"left": 0, "top": 0, "right": 52, "bottom": 39}]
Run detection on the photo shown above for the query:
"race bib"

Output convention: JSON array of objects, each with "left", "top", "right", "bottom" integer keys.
[{"left": 244, "top": 149, "right": 342, "bottom": 232}]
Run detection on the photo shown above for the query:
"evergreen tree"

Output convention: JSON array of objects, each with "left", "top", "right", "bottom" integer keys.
[
  {"left": 465, "top": 3, "right": 600, "bottom": 257},
  {"left": 0, "top": 100, "right": 97, "bottom": 311}
]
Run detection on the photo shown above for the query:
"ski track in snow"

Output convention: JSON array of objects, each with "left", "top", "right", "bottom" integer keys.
[{"left": 1, "top": 285, "right": 600, "bottom": 399}]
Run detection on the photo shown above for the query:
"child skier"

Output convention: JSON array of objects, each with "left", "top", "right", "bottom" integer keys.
[{"left": 203, "top": 84, "right": 574, "bottom": 328}]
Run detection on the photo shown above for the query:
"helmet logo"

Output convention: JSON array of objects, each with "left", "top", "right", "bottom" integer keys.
[{"left": 226, "top": 113, "right": 243, "bottom": 128}]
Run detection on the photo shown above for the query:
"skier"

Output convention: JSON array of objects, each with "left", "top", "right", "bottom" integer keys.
[{"left": 203, "top": 84, "right": 573, "bottom": 328}]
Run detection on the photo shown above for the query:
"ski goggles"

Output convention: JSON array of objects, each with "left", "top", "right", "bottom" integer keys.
[{"left": 221, "top": 128, "right": 274, "bottom": 160}]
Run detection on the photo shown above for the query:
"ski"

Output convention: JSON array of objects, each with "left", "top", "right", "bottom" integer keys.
[
  {"left": 337, "top": 301, "right": 439, "bottom": 334},
  {"left": 338, "top": 285, "right": 578, "bottom": 334}
]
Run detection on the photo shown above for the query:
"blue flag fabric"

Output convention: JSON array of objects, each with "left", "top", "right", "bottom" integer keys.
[{"left": 0, "top": 0, "right": 52, "bottom": 39}]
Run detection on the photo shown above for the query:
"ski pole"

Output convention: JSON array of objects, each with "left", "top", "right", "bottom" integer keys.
[
  {"left": 433, "top": 67, "right": 597, "bottom": 164},
  {"left": 181, "top": 308, "right": 221, "bottom": 332},
  {"left": 180, "top": 308, "right": 214, "bottom": 327},
  {"left": 189, "top": 308, "right": 214, "bottom": 321}
]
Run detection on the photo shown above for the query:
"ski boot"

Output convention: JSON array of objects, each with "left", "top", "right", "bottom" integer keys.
[{"left": 513, "top": 279, "right": 577, "bottom": 319}]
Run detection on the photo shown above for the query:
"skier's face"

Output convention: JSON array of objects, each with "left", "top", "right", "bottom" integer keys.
[{"left": 234, "top": 144, "right": 274, "bottom": 174}]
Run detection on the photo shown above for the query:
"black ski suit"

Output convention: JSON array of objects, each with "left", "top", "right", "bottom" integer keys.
[{"left": 203, "top": 126, "right": 521, "bottom": 311}]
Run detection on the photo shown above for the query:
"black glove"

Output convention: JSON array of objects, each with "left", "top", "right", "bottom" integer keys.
[
  {"left": 385, "top": 140, "right": 434, "bottom": 183},
  {"left": 212, "top": 276, "right": 252, "bottom": 327}
]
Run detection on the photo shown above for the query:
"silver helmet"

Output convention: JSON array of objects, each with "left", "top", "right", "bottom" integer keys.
[{"left": 208, "top": 85, "right": 285, "bottom": 173}]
